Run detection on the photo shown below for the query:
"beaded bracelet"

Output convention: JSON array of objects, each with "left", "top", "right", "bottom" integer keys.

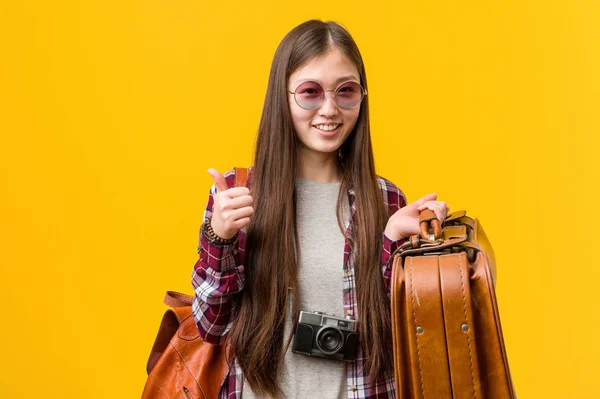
[{"left": 202, "top": 217, "right": 237, "bottom": 245}]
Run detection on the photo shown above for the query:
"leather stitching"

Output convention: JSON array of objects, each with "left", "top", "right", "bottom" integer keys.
[
  {"left": 408, "top": 258, "right": 426, "bottom": 398},
  {"left": 458, "top": 255, "right": 477, "bottom": 399},
  {"left": 170, "top": 341, "right": 207, "bottom": 399}
]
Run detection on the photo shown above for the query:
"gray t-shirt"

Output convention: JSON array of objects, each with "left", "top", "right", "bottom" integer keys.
[{"left": 243, "top": 179, "right": 349, "bottom": 399}]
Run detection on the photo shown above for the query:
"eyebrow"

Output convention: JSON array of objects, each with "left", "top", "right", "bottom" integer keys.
[{"left": 293, "top": 75, "right": 360, "bottom": 87}]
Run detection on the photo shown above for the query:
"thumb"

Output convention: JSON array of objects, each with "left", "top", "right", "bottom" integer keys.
[
  {"left": 410, "top": 193, "right": 438, "bottom": 208},
  {"left": 207, "top": 168, "right": 228, "bottom": 193}
]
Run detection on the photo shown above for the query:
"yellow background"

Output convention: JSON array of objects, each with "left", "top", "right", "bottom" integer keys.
[{"left": 1, "top": 0, "right": 598, "bottom": 397}]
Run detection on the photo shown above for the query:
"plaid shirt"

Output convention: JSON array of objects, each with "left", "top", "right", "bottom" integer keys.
[{"left": 192, "top": 168, "right": 407, "bottom": 399}]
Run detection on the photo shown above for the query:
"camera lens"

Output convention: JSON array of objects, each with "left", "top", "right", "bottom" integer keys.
[{"left": 316, "top": 327, "right": 344, "bottom": 354}]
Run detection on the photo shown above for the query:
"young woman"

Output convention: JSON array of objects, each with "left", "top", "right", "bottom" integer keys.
[{"left": 192, "top": 20, "right": 449, "bottom": 399}]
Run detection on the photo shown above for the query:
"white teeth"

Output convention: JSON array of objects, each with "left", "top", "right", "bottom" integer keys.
[{"left": 315, "top": 124, "right": 340, "bottom": 131}]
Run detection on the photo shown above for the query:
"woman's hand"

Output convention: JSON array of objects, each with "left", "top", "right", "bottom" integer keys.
[
  {"left": 207, "top": 168, "right": 254, "bottom": 239},
  {"left": 384, "top": 193, "right": 450, "bottom": 241}
]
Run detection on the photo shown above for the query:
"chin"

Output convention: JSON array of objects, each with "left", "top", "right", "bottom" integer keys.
[{"left": 305, "top": 144, "right": 342, "bottom": 156}]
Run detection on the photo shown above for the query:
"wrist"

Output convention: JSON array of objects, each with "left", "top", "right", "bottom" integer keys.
[{"left": 203, "top": 217, "right": 237, "bottom": 245}]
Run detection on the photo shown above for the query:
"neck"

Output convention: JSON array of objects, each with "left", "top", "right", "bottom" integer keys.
[{"left": 297, "top": 147, "right": 342, "bottom": 183}]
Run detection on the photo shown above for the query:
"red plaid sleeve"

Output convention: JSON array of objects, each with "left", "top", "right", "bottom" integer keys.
[
  {"left": 191, "top": 169, "right": 247, "bottom": 344},
  {"left": 378, "top": 177, "right": 408, "bottom": 293}
]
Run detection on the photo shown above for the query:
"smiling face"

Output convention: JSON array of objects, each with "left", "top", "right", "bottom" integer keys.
[{"left": 288, "top": 47, "right": 362, "bottom": 162}]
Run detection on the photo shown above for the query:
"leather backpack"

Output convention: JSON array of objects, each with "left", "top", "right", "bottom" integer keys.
[
  {"left": 390, "top": 209, "right": 516, "bottom": 398},
  {"left": 141, "top": 291, "right": 229, "bottom": 399}
]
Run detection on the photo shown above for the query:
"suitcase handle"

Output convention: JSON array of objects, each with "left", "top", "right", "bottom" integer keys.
[{"left": 419, "top": 209, "right": 442, "bottom": 241}]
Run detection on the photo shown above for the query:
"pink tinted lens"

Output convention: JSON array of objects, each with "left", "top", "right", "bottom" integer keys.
[
  {"left": 294, "top": 81, "right": 324, "bottom": 109},
  {"left": 335, "top": 81, "right": 363, "bottom": 108}
]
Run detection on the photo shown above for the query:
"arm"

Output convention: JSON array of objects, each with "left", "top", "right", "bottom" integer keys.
[
  {"left": 191, "top": 170, "right": 247, "bottom": 344},
  {"left": 380, "top": 181, "right": 449, "bottom": 294},
  {"left": 379, "top": 177, "right": 408, "bottom": 294},
  {"left": 382, "top": 234, "right": 407, "bottom": 294}
]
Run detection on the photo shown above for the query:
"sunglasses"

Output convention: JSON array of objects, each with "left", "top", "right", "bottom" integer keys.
[{"left": 288, "top": 80, "right": 367, "bottom": 110}]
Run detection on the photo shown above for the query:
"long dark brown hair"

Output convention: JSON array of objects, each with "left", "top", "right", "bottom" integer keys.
[{"left": 229, "top": 20, "right": 392, "bottom": 397}]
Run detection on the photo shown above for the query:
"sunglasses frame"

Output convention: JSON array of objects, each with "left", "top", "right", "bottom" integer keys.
[{"left": 287, "top": 80, "right": 367, "bottom": 110}]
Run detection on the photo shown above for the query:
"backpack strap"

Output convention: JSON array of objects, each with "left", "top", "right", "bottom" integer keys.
[
  {"left": 163, "top": 291, "right": 193, "bottom": 308},
  {"left": 234, "top": 166, "right": 249, "bottom": 188}
]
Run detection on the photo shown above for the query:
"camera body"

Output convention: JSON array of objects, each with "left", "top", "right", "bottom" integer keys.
[{"left": 291, "top": 310, "right": 359, "bottom": 362}]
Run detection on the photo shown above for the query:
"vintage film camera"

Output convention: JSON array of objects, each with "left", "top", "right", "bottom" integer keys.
[{"left": 291, "top": 310, "right": 359, "bottom": 362}]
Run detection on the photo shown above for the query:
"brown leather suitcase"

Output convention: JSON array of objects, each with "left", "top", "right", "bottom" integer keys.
[{"left": 390, "top": 209, "right": 516, "bottom": 398}]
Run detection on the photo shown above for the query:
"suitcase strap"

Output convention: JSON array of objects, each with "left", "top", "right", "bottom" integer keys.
[
  {"left": 403, "top": 253, "right": 483, "bottom": 398},
  {"left": 404, "top": 254, "right": 452, "bottom": 398}
]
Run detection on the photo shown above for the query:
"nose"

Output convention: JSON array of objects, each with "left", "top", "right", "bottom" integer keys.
[{"left": 318, "top": 90, "right": 339, "bottom": 117}]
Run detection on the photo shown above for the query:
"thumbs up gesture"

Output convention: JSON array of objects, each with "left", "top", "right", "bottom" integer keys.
[
  {"left": 384, "top": 193, "right": 449, "bottom": 241},
  {"left": 207, "top": 168, "right": 254, "bottom": 240}
]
